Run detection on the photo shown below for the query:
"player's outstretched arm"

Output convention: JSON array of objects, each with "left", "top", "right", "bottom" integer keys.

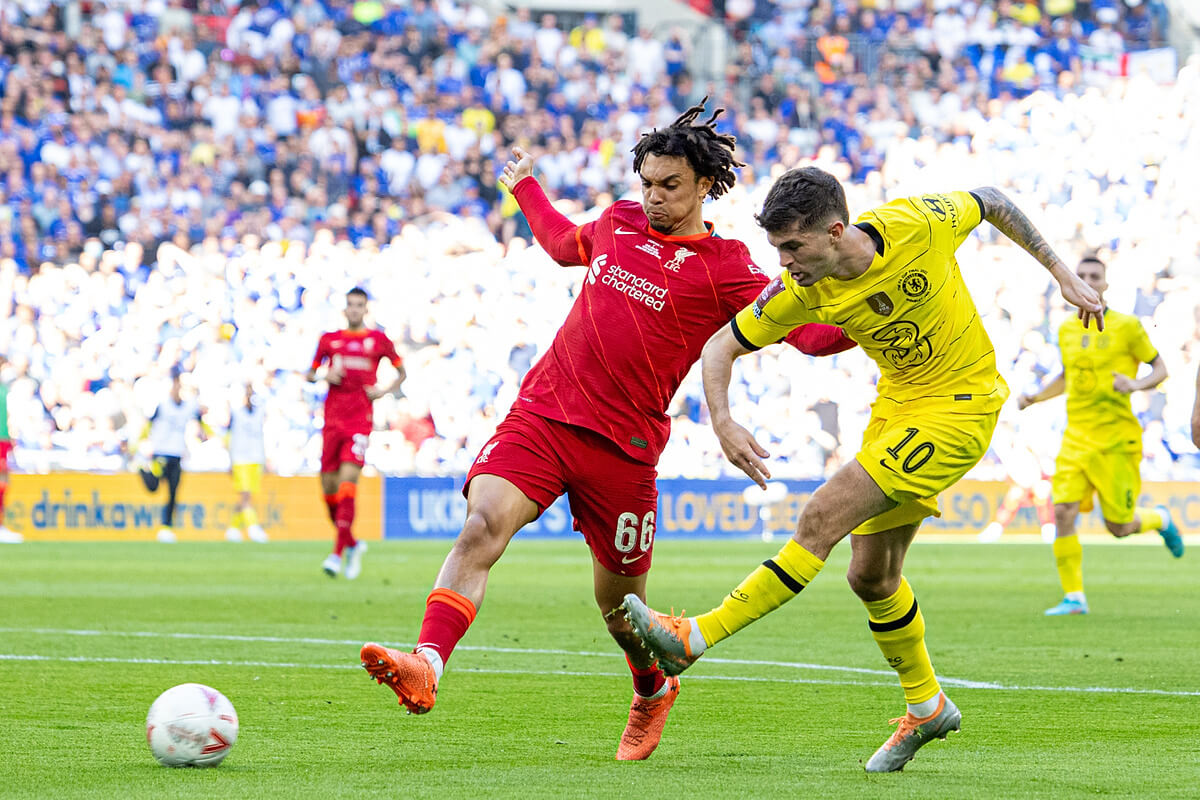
[
  {"left": 702, "top": 326, "right": 772, "bottom": 489},
  {"left": 1018, "top": 373, "right": 1065, "bottom": 409},
  {"left": 972, "top": 186, "right": 1104, "bottom": 330},
  {"left": 501, "top": 146, "right": 589, "bottom": 266}
]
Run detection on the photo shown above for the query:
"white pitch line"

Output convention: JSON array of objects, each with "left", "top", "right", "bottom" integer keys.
[
  {"left": 2, "top": 627, "right": 1196, "bottom": 698},
  {"left": 0, "top": 626, "right": 901, "bottom": 676},
  {"left": 0, "top": 653, "right": 359, "bottom": 670},
  {"left": 1, "top": 653, "right": 1197, "bottom": 697}
]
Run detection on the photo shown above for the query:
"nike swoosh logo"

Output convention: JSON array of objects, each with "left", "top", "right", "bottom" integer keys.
[
  {"left": 621, "top": 552, "right": 647, "bottom": 564},
  {"left": 879, "top": 459, "right": 897, "bottom": 473},
  {"left": 615, "top": 227, "right": 639, "bottom": 235}
]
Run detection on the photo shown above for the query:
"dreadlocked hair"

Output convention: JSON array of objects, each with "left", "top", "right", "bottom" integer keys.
[{"left": 631, "top": 98, "right": 744, "bottom": 200}]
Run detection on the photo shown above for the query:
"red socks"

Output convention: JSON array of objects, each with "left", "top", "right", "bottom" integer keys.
[
  {"left": 411, "top": 587, "right": 662, "bottom": 694},
  {"left": 332, "top": 482, "right": 357, "bottom": 555},
  {"left": 0, "top": 481, "right": 6, "bottom": 524},
  {"left": 416, "top": 588, "right": 478, "bottom": 668},
  {"left": 323, "top": 492, "right": 338, "bottom": 522},
  {"left": 626, "top": 654, "right": 666, "bottom": 698}
]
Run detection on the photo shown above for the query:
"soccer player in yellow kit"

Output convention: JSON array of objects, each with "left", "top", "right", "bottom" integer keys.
[
  {"left": 621, "top": 167, "right": 1104, "bottom": 772},
  {"left": 1019, "top": 256, "right": 1181, "bottom": 617}
]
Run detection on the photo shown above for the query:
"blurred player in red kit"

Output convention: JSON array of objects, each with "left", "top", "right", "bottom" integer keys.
[
  {"left": 307, "top": 287, "right": 405, "bottom": 580},
  {"left": 360, "top": 101, "right": 855, "bottom": 759}
]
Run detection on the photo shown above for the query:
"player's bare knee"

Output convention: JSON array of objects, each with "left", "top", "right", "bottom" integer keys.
[
  {"left": 845, "top": 566, "right": 899, "bottom": 602},
  {"left": 1105, "top": 519, "right": 1136, "bottom": 538},
  {"left": 454, "top": 511, "right": 508, "bottom": 563}
]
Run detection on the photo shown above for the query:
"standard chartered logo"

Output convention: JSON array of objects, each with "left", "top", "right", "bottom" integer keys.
[{"left": 587, "top": 254, "right": 667, "bottom": 311}]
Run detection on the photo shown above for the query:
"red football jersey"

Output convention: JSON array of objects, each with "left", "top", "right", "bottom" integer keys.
[
  {"left": 512, "top": 178, "right": 854, "bottom": 464},
  {"left": 311, "top": 328, "right": 402, "bottom": 430}
]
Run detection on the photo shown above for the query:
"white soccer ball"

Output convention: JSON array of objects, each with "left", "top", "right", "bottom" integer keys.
[{"left": 145, "top": 683, "right": 239, "bottom": 767}]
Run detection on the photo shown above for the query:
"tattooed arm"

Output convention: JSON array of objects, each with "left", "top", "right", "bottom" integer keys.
[
  {"left": 972, "top": 186, "right": 1105, "bottom": 329},
  {"left": 972, "top": 187, "right": 1066, "bottom": 272}
]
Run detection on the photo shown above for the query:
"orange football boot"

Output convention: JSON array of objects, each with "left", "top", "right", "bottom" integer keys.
[
  {"left": 616, "top": 676, "right": 680, "bottom": 760},
  {"left": 361, "top": 642, "right": 438, "bottom": 714}
]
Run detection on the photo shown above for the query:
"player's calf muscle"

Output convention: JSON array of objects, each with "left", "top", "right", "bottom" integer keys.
[{"left": 452, "top": 512, "right": 510, "bottom": 561}]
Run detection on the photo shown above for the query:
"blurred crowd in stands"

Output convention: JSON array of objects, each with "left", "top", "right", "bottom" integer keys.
[{"left": 1, "top": 0, "right": 1197, "bottom": 483}]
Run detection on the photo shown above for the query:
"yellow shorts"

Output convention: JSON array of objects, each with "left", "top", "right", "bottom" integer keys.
[
  {"left": 855, "top": 405, "right": 1000, "bottom": 535},
  {"left": 1051, "top": 445, "right": 1141, "bottom": 524},
  {"left": 232, "top": 463, "right": 263, "bottom": 495}
]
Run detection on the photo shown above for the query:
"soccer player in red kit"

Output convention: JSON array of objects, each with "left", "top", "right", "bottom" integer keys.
[
  {"left": 360, "top": 103, "right": 854, "bottom": 758},
  {"left": 307, "top": 287, "right": 405, "bottom": 580}
]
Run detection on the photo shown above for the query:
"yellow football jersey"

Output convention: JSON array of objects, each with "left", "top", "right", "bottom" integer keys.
[
  {"left": 734, "top": 191, "right": 1009, "bottom": 412},
  {"left": 1058, "top": 309, "right": 1158, "bottom": 453}
]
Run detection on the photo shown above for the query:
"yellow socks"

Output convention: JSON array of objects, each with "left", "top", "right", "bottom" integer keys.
[
  {"left": 1136, "top": 507, "right": 1164, "bottom": 533},
  {"left": 242, "top": 507, "right": 259, "bottom": 528},
  {"left": 231, "top": 510, "right": 244, "bottom": 530},
  {"left": 864, "top": 577, "right": 940, "bottom": 706},
  {"left": 1052, "top": 534, "right": 1084, "bottom": 595},
  {"left": 696, "top": 539, "right": 825, "bottom": 646}
]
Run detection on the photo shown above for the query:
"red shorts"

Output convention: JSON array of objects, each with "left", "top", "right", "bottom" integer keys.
[
  {"left": 321, "top": 425, "right": 370, "bottom": 473},
  {"left": 0, "top": 440, "right": 10, "bottom": 465},
  {"left": 464, "top": 408, "right": 659, "bottom": 577}
]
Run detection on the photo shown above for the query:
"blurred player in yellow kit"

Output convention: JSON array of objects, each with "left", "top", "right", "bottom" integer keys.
[
  {"left": 621, "top": 167, "right": 1104, "bottom": 772},
  {"left": 225, "top": 382, "right": 269, "bottom": 543},
  {"left": 1019, "top": 255, "right": 1181, "bottom": 616}
]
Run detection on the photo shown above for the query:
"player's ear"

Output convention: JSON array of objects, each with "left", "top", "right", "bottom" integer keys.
[
  {"left": 827, "top": 219, "right": 845, "bottom": 242},
  {"left": 697, "top": 174, "right": 714, "bottom": 196}
]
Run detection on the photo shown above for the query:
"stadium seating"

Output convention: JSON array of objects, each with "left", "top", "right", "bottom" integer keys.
[{"left": 0, "top": 0, "right": 1195, "bottom": 480}]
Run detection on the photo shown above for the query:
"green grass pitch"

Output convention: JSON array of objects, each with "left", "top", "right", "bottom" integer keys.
[{"left": 1, "top": 538, "right": 1196, "bottom": 799}]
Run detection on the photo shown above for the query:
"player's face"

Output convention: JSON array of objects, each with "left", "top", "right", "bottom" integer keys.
[
  {"left": 638, "top": 154, "right": 712, "bottom": 235},
  {"left": 1076, "top": 262, "right": 1108, "bottom": 300},
  {"left": 344, "top": 294, "right": 367, "bottom": 328},
  {"left": 767, "top": 221, "right": 840, "bottom": 286}
]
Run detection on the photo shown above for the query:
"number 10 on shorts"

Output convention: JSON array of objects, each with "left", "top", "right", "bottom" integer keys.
[{"left": 615, "top": 511, "right": 655, "bottom": 555}]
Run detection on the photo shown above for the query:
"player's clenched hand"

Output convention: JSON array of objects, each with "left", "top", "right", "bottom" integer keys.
[
  {"left": 1112, "top": 372, "right": 1136, "bottom": 394},
  {"left": 714, "top": 419, "right": 772, "bottom": 489},
  {"left": 365, "top": 385, "right": 383, "bottom": 400},
  {"left": 1056, "top": 270, "right": 1104, "bottom": 331},
  {"left": 1017, "top": 393, "right": 1035, "bottom": 410},
  {"left": 326, "top": 359, "right": 345, "bottom": 385},
  {"left": 499, "top": 146, "right": 535, "bottom": 191}
]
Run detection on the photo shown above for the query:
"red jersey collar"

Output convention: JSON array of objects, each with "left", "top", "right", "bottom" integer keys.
[{"left": 649, "top": 221, "right": 716, "bottom": 242}]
